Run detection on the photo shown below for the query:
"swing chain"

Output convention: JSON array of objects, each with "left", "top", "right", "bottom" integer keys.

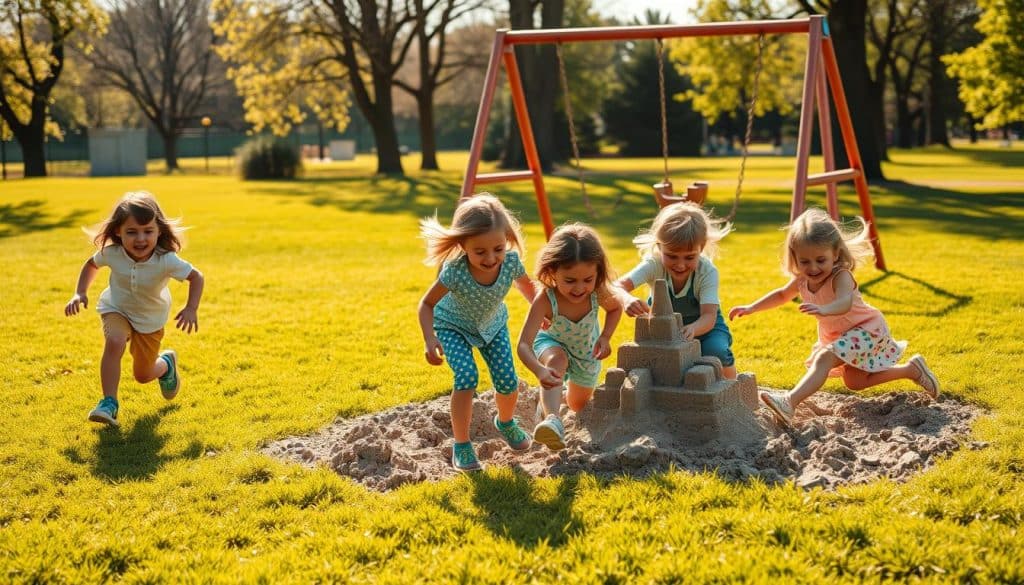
[
  {"left": 657, "top": 38, "right": 669, "bottom": 185},
  {"left": 727, "top": 32, "right": 766, "bottom": 222},
  {"left": 555, "top": 42, "right": 595, "bottom": 219}
]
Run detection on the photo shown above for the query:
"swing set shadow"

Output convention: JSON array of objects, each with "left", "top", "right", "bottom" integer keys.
[
  {"left": 461, "top": 15, "right": 888, "bottom": 270},
  {"left": 858, "top": 271, "right": 972, "bottom": 318}
]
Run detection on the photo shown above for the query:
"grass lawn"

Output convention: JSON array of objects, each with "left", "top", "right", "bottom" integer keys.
[{"left": 1, "top": 144, "right": 1022, "bottom": 582}]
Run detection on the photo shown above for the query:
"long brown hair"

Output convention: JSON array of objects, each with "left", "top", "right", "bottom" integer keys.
[
  {"left": 535, "top": 223, "right": 614, "bottom": 296},
  {"left": 90, "top": 191, "right": 184, "bottom": 252}
]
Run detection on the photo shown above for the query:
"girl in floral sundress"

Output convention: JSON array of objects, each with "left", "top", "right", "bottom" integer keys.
[{"left": 728, "top": 208, "right": 940, "bottom": 426}]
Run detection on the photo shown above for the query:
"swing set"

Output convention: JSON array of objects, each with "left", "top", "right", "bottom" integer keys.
[{"left": 460, "top": 15, "right": 887, "bottom": 270}]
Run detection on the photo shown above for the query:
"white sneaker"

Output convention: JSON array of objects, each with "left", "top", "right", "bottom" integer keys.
[
  {"left": 909, "top": 354, "right": 940, "bottom": 399},
  {"left": 759, "top": 391, "right": 795, "bottom": 427},
  {"left": 533, "top": 415, "right": 566, "bottom": 451}
]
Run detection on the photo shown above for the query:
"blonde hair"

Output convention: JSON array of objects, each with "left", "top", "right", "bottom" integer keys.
[
  {"left": 88, "top": 191, "right": 184, "bottom": 252},
  {"left": 783, "top": 208, "right": 875, "bottom": 276},
  {"left": 535, "top": 223, "right": 614, "bottom": 296},
  {"left": 420, "top": 193, "right": 525, "bottom": 267},
  {"left": 633, "top": 202, "right": 731, "bottom": 259}
]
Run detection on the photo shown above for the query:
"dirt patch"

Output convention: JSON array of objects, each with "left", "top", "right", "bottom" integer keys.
[{"left": 263, "top": 387, "right": 985, "bottom": 492}]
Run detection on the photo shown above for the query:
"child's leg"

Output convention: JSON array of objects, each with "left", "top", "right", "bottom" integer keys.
[
  {"left": 537, "top": 347, "right": 568, "bottom": 418},
  {"left": 435, "top": 330, "right": 479, "bottom": 443},
  {"left": 100, "top": 314, "right": 131, "bottom": 399},
  {"left": 129, "top": 329, "right": 166, "bottom": 383},
  {"left": 697, "top": 324, "right": 737, "bottom": 380},
  {"left": 477, "top": 330, "right": 521, "bottom": 423},
  {"left": 842, "top": 362, "right": 922, "bottom": 391},
  {"left": 787, "top": 348, "right": 843, "bottom": 407},
  {"left": 565, "top": 382, "right": 594, "bottom": 412}
]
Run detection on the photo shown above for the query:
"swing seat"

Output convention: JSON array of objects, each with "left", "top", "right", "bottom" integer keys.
[{"left": 652, "top": 180, "right": 709, "bottom": 208}]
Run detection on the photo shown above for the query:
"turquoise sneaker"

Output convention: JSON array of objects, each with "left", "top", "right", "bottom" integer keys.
[
  {"left": 533, "top": 415, "right": 565, "bottom": 451},
  {"left": 88, "top": 396, "right": 120, "bottom": 427},
  {"left": 158, "top": 350, "right": 180, "bottom": 400},
  {"left": 494, "top": 416, "right": 531, "bottom": 451},
  {"left": 451, "top": 442, "right": 483, "bottom": 473}
]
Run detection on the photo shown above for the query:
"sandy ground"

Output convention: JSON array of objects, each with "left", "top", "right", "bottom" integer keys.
[{"left": 264, "top": 387, "right": 984, "bottom": 492}]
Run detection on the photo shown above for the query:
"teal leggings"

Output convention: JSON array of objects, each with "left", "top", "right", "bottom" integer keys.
[{"left": 436, "top": 327, "right": 519, "bottom": 394}]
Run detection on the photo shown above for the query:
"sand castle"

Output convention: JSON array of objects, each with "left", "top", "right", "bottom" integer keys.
[{"left": 591, "top": 279, "right": 761, "bottom": 441}]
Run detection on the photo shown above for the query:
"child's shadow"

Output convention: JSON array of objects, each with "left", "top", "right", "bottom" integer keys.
[
  {"left": 62, "top": 404, "right": 204, "bottom": 482},
  {"left": 859, "top": 271, "right": 971, "bottom": 317},
  {"left": 441, "top": 470, "right": 583, "bottom": 548}
]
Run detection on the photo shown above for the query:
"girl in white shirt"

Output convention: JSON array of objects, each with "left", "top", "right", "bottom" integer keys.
[{"left": 65, "top": 192, "right": 205, "bottom": 427}]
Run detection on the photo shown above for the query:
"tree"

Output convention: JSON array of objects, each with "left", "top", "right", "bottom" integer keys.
[
  {"left": 674, "top": 0, "right": 805, "bottom": 148},
  {"left": 943, "top": 0, "right": 1024, "bottom": 133},
  {"left": 795, "top": 0, "right": 885, "bottom": 179},
  {"left": 215, "top": 0, "right": 447, "bottom": 175},
  {"left": 0, "top": 0, "right": 105, "bottom": 177},
  {"left": 393, "top": 0, "right": 489, "bottom": 171},
  {"left": 605, "top": 11, "right": 705, "bottom": 157},
  {"left": 85, "top": 0, "right": 222, "bottom": 172}
]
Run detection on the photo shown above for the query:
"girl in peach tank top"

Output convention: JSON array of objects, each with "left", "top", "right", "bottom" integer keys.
[{"left": 729, "top": 209, "right": 941, "bottom": 427}]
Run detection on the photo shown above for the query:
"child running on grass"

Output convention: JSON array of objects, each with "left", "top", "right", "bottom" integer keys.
[
  {"left": 517, "top": 223, "right": 623, "bottom": 450},
  {"left": 614, "top": 201, "right": 738, "bottom": 379},
  {"left": 417, "top": 194, "right": 539, "bottom": 472},
  {"left": 65, "top": 191, "right": 205, "bottom": 427},
  {"left": 728, "top": 208, "right": 940, "bottom": 426}
]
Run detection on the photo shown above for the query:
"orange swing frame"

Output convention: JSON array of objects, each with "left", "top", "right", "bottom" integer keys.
[{"left": 460, "top": 15, "right": 886, "bottom": 270}]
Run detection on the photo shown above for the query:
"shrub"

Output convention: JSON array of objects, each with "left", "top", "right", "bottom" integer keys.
[{"left": 238, "top": 135, "right": 302, "bottom": 180}]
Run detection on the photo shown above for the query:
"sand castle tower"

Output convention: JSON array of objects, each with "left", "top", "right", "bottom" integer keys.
[{"left": 591, "top": 279, "right": 760, "bottom": 440}]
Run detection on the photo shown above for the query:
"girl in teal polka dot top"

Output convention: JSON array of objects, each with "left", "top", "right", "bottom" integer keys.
[{"left": 417, "top": 194, "right": 540, "bottom": 472}]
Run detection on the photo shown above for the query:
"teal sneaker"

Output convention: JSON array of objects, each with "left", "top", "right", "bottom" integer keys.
[
  {"left": 451, "top": 442, "right": 483, "bottom": 473},
  {"left": 533, "top": 415, "right": 566, "bottom": 451},
  {"left": 494, "top": 416, "right": 531, "bottom": 451},
  {"left": 88, "top": 396, "right": 120, "bottom": 427},
  {"left": 158, "top": 350, "right": 180, "bottom": 400}
]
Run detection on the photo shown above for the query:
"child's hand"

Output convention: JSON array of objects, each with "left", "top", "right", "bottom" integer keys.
[
  {"left": 175, "top": 306, "right": 200, "bottom": 333},
  {"left": 592, "top": 336, "right": 612, "bottom": 359},
  {"left": 424, "top": 335, "right": 444, "bottom": 365},
  {"left": 728, "top": 305, "right": 752, "bottom": 320},
  {"left": 680, "top": 324, "right": 696, "bottom": 341},
  {"left": 799, "top": 303, "right": 824, "bottom": 316},
  {"left": 540, "top": 317, "right": 552, "bottom": 331},
  {"left": 536, "top": 367, "right": 563, "bottom": 389},
  {"left": 65, "top": 293, "right": 88, "bottom": 316},
  {"left": 623, "top": 297, "right": 650, "bottom": 317}
]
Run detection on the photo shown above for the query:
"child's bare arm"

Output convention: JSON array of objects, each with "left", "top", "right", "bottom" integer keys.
[
  {"left": 517, "top": 293, "right": 562, "bottom": 387},
  {"left": 175, "top": 269, "right": 205, "bottom": 333},
  {"left": 682, "top": 304, "right": 719, "bottom": 340},
  {"left": 594, "top": 294, "right": 624, "bottom": 358},
  {"left": 513, "top": 274, "right": 538, "bottom": 304},
  {"left": 65, "top": 259, "right": 99, "bottom": 317},
  {"left": 728, "top": 278, "right": 800, "bottom": 320},
  {"left": 418, "top": 280, "right": 449, "bottom": 365},
  {"left": 612, "top": 277, "right": 649, "bottom": 317}
]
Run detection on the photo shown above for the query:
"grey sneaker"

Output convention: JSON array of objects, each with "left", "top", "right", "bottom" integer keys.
[
  {"left": 759, "top": 390, "right": 794, "bottom": 427},
  {"left": 533, "top": 415, "right": 566, "bottom": 451},
  {"left": 494, "top": 416, "right": 531, "bottom": 451},
  {"left": 909, "top": 354, "right": 940, "bottom": 399},
  {"left": 158, "top": 350, "right": 180, "bottom": 400},
  {"left": 88, "top": 396, "right": 120, "bottom": 427},
  {"left": 451, "top": 442, "right": 483, "bottom": 473}
]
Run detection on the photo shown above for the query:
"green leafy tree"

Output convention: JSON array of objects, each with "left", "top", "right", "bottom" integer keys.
[
  {"left": 674, "top": 1, "right": 805, "bottom": 146},
  {"left": 943, "top": 0, "right": 1024, "bottom": 132},
  {"left": 0, "top": 0, "right": 105, "bottom": 177}
]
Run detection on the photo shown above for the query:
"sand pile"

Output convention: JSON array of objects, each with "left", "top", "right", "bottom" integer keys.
[{"left": 264, "top": 387, "right": 984, "bottom": 492}]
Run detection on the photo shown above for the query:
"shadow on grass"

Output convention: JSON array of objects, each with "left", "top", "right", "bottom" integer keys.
[
  {"left": 459, "top": 470, "right": 583, "bottom": 548},
  {"left": 62, "top": 404, "right": 204, "bottom": 482},
  {"left": 0, "top": 200, "right": 92, "bottom": 239},
  {"left": 859, "top": 271, "right": 972, "bottom": 317}
]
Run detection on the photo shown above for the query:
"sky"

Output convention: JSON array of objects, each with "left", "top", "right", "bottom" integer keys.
[{"left": 592, "top": 0, "right": 699, "bottom": 24}]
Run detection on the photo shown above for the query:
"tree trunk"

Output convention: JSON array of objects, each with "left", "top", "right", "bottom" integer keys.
[
  {"left": 926, "top": 0, "right": 952, "bottom": 147},
  {"left": 417, "top": 92, "right": 439, "bottom": 170},
  {"left": 162, "top": 133, "right": 180, "bottom": 172},
  {"left": 361, "top": 75, "right": 404, "bottom": 175},
  {"left": 827, "top": 0, "right": 884, "bottom": 180},
  {"left": 500, "top": 0, "right": 564, "bottom": 171},
  {"left": 16, "top": 126, "right": 47, "bottom": 177}
]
